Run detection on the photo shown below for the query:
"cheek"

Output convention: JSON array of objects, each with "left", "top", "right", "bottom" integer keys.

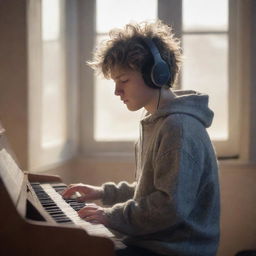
[
  {"left": 129, "top": 81, "right": 148, "bottom": 98},
  {"left": 126, "top": 93, "right": 149, "bottom": 111},
  {"left": 133, "top": 85, "right": 153, "bottom": 103},
  {"left": 125, "top": 77, "right": 154, "bottom": 109}
]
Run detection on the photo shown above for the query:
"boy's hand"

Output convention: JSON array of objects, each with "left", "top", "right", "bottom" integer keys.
[
  {"left": 62, "top": 183, "right": 103, "bottom": 202},
  {"left": 78, "top": 203, "right": 109, "bottom": 226}
]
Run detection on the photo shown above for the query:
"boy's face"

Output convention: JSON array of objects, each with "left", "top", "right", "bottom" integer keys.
[{"left": 111, "top": 67, "right": 158, "bottom": 113}]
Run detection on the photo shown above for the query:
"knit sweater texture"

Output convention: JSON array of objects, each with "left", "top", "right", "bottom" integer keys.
[{"left": 101, "top": 90, "right": 220, "bottom": 256}]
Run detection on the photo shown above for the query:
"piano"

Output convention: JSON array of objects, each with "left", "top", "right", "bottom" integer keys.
[{"left": 0, "top": 123, "right": 122, "bottom": 255}]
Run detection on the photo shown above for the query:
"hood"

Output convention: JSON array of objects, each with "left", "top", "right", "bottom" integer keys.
[{"left": 142, "top": 90, "right": 214, "bottom": 128}]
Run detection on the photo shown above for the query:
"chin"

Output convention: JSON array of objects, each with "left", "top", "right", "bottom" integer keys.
[{"left": 126, "top": 105, "right": 142, "bottom": 112}]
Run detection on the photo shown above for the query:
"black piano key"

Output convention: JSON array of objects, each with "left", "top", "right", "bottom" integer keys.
[
  {"left": 65, "top": 199, "right": 77, "bottom": 202},
  {"left": 47, "top": 208, "right": 65, "bottom": 213},
  {"left": 30, "top": 183, "right": 74, "bottom": 224},
  {"left": 42, "top": 202, "right": 57, "bottom": 207},
  {"left": 56, "top": 218, "right": 73, "bottom": 223},
  {"left": 52, "top": 184, "right": 67, "bottom": 193},
  {"left": 49, "top": 213, "right": 67, "bottom": 218}
]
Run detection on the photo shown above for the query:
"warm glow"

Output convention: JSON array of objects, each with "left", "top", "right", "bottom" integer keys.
[{"left": 41, "top": 0, "right": 67, "bottom": 147}]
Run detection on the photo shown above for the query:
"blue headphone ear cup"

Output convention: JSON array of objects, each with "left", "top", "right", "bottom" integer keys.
[
  {"left": 151, "top": 61, "right": 171, "bottom": 87},
  {"left": 142, "top": 38, "right": 171, "bottom": 88}
]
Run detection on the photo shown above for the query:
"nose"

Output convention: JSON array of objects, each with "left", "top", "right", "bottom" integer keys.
[{"left": 114, "top": 83, "right": 123, "bottom": 96}]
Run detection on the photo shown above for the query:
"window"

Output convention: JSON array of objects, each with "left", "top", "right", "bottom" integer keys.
[
  {"left": 28, "top": 0, "right": 77, "bottom": 171},
  {"left": 182, "top": 0, "right": 229, "bottom": 141},
  {"left": 41, "top": 0, "right": 67, "bottom": 148},
  {"left": 180, "top": 0, "right": 240, "bottom": 157},
  {"left": 81, "top": 0, "right": 240, "bottom": 158},
  {"left": 26, "top": 1, "right": 252, "bottom": 167}
]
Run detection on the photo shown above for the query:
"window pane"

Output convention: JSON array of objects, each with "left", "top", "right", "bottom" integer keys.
[
  {"left": 182, "top": 0, "right": 228, "bottom": 31},
  {"left": 96, "top": 0, "right": 158, "bottom": 33},
  {"left": 182, "top": 34, "right": 228, "bottom": 140},
  {"left": 42, "top": 0, "right": 60, "bottom": 40},
  {"left": 41, "top": 0, "right": 67, "bottom": 147},
  {"left": 95, "top": 1, "right": 157, "bottom": 141}
]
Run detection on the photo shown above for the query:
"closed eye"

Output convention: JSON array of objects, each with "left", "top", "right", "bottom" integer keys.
[{"left": 121, "top": 79, "right": 129, "bottom": 84}]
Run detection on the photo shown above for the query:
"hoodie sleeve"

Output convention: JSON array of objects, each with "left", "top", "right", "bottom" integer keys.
[
  {"left": 103, "top": 148, "right": 202, "bottom": 236},
  {"left": 101, "top": 181, "right": 136, "bottom": 206}
]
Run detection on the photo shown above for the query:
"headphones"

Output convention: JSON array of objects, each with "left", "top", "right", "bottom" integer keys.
[{"left": 141, "top": 38, "right": 171, "bottom": 89}]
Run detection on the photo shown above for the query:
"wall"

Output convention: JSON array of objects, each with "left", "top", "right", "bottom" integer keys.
[
  {"left": 218, "top": 163, "right": 256, "bottom": 255},
  {"left": 0, "top": 0, "right": 29, "bottom": 169}
]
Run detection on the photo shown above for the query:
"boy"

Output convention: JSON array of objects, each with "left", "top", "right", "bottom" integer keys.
[{"left": 62, "top": 20, "right": 220, "bottom": 256}]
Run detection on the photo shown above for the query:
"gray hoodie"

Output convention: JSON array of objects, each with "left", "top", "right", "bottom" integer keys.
[{"left": 102, "top": 90, "right": 220, "bottom": 256}]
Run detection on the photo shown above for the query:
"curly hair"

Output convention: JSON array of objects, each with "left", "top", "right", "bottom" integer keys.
[{"left": 87, "top": 20, "right": 182, "bottom": 87}]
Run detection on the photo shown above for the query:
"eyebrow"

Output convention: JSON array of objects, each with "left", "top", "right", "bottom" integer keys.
[{"left": 113, "top": 73, "right": 127, "bottom": 80}]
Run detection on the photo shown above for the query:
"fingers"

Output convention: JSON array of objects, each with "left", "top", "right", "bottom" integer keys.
[
  {"left": 82, "top": 215, "right": 101, "bottom": 224},
  {"left": 76, "top": 196, "right": 88, "bottom": 202},
  {"left": 78, "top": 204, "right": 98, "bottom": 218},
  {"left": 62, "top": 184, "right": 83, "bottom": 198},
  {"left": 62, "top": 184, "right": 102, "bottom": 201},
  {"left": 78, "top": 205, "right": 108, "bottom": 226}
]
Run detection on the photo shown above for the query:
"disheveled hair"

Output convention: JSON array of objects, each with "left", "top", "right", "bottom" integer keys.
[{"left": 87, "top": 20, "right": 182, "bottom": 87}]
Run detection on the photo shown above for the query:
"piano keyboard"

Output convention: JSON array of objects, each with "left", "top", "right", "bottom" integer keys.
[{"left": 30, "top": 182, "right": 114, "bottom": 238}]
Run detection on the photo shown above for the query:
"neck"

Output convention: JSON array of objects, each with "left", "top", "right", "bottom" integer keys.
[{"left": 144, "top": 88, "right": 176, "bottom": 114}]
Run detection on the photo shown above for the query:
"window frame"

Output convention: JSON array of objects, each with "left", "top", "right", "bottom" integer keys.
[{"left": 79, "top": 0, "right": 251, "bottom": 161}]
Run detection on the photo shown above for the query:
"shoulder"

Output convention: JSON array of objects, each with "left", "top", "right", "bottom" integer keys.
[
  {"left": 154, "top": 113, "right": 210, "bottom": 157},
  {"left": 159, "top": 113, "right": 207, "bottom": 138}
]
